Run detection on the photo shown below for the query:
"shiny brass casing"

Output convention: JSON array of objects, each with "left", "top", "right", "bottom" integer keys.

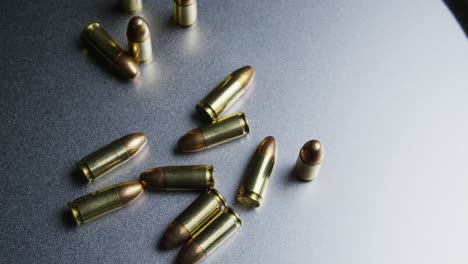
[
  {"left": 141, "top": 165, "right": 214, "bottom": 190},
  {"left": 129, "top": 38, "right": 152, "bottom": 63},
  {"left": 191, "top": 207, "right": 242, "bottom": 255},
  {"left": 201, "top": 112, "right": 250, "bottom": 149},
  {"left": 173, "top": 0, "right": 197, "bottom": 27},
  {"left": 68, "top": 181, "right": 143, "bottom": 225},
  {"left": 175, "top": 189, "right": 226, "bottom": 236},
  {"left": 127, "top": 16, "right": 152, "bottom": 63},
  {"left": 81, "top": 23, "right": 139, "bottom": 78},
  {"left": 295, "top": 157, "right": 322, "bottom": 181},
  {"left": 119, "top": 0, "right": 142, "bottom": 13},
  {"left": 237, "top": 140, "right": 276, "bottom": 207},
  {"left": 196, "top": 66, "right": 254, "bottom": 122}
]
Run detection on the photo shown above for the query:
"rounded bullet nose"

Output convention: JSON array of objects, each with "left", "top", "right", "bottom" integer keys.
[
  {"left": 177, "top": 129, "right": 206, "bottom": 153},
  {"left": 234, "top": 65, "right": 255, "bottom": 87},
  {"left": 177, "top": 240, "right": 207, "bottom": 264},
  {"left": 116, "top": 181, "right": 144, "bottom": 205},
  {"left": 127, "top": 16, "right": 150, "bottom": 42},
  {"left": 139, "top": 168, "right": 165, "bottom": 189},
  {"left": 300, "top": 140, "right": 323, "bottom": 165},
  {"left": 120, "top": 133, "right": 147, "bottom": 156},
  {"left": 257, "top": 136, "right": 277, "bottom": 158},
  {"left": 160, "top": 222, "right": 190, "bottom": 250},
  {"left": 113, "top": 54, "right": 140, "bottom": 78}
]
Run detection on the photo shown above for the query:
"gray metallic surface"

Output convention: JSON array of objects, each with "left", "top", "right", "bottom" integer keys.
[{"left": 1, "top": 0, "right": 467, "bottom": 263}]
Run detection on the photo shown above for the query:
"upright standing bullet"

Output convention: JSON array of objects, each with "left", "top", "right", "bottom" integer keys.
[
  {"left": 81, "top": 23, "right": 140, "bottom": 78},
  {"left": 237, "top": 136, "right": 277, "bottom": 207},
  {"left": 160, "top": 189, "right": 226, "bottom": 249},
  {"left": 77, "top": 133, "right": 147, "bottom": 182},
  {"left": 140, "top": 165, "right": 215, "bottom": 190},
  {"left": 127, "top": 16, "right": 152, "bottom": 63},
  {"left": 177, "top": 207, "right": 242, "bottom": 264},
  {"left": 196, "top": 66, "right": 255, "bottom": 122},
  {"left": 177, "top": 112, "right": 250, "bottom": 153},
  {"left": 119, "top": 0, "right": 142, "bottom": 13},
  {"left": 294, "top": 140, "right": 324, "bottom": 181},
  {"left": 173, "top": 0, "right": 197, "bottom": 27},
  {"left": 68, "top": 181, "right": 143, "bottom": 225}
]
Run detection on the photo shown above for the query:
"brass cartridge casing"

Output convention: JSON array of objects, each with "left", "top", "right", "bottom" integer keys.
[
  {"left": 177, "top": 207, "right": 242, "bottom": 264},
  {"left": 173, "top": 0, "right": 197, "bottom": 27},
  {"left": 295, "top": 140, "right": 324, "bottom": 181},
  {"left": 81, "top": 23, "right": 140, "bottom": 78},
  {"left": 160, "top": 189, "right": 226, "bottom": 249},
  {"left": 68, "top": 181, "right": 143, "bottom": 225},
  {"left": 119, "top": 0, "right": 142, "bottom": 13},
  {"left": 237, "top": 136, "right": 277, "bottom": 207},
  {"left": 77, "top": 133, "right": 147, "bottom": 182},
  {"left": 140, "top": 165, "right": 214, "bottom": 190},
  {"left": 196, "top": 66, "right": 255, "bottom": 122},
  {"left": 127, "top": 16, "right": 152, "bottom": 63},
  {"left": 177, "top": 112, "right": 250, "bottom": 153}
]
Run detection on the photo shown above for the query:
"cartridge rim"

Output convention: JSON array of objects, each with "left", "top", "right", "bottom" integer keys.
[
  {"left": 209, "top": 189, "right": 227, "bottom": 208},
  {"left": 206, "top": 166, "right": 215, "bottom": 189},
  {"left": 238, "top": 112, "right": 250, "bottom": 134},
  {"left": 76, "top": 162, "right": 94, "bottom": 182},
  {"left": 196, "top": 103, "right": 217, "bottom": 122},
  {"left": 68, "top": 202, "right": 83, "bottom": 225},
  {"left": 237, "top": 190, "right": 261, "bottom": 208},
  {"left": 225, "top": 207, "right": 242, "bottom": 226}
]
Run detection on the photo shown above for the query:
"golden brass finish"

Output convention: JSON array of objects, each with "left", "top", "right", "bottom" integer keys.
[
  {"left": 68, "top": 181, "right": 143, "bottom": 225},
  {"left": 81, "top": 23, "right": 139, "bottom": 78},
  {"left": 140, "top": 165, "right": 214, "bottom": 190},
  {"left": 237, "top": 136, "right": 277, "bottom": 207},
  {"left": 127, "top": 16, "right": 152, "bottom": 63},
  {"left": 177, "top": 112, "right": 250, "bottom": 153},
  {"left": 196, "top": 66, "right": 255, "bottom": 122},
  {"left": 160, "top": 189, "right": 226, "bottom": 249},
  {"left": 295, "top": 140, "right": 323, "bottom": 181},
  {"left": 178, "top": 207, "right": 241, "bottom": 263},
  {"left": 77, "top": 133, "right": 147, "bottom": 182},
  {"left": 173, "top": 0, "right": 197, "bottom": 27},
  {"left": 119, "top": 0, "right": 142, "bottom": 13}
]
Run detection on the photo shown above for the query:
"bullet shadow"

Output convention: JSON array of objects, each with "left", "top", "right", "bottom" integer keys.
[
  {"left": 444, "top": 0, "right": 468, "bottom": 38},
  {"left": 68, "top": 167, "right": 88, "bottom": 186},
  {"left": 60, "top": 208, "right": 77, "bottom": 230}
]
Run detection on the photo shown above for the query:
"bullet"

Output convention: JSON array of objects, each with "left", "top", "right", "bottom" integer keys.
[
  {"left": 173, "top": 0, "right": 197, "bottom": 27},
  {"left": 119, "top": 0, "right": 142, "bottom": 13},
  {"left": 140, "top": 165, "right": 214, "bottom": 190},
  {"left": 68, "top": 181, "right": 143, "bottom": 225},
  {"left": 237, "top": 136, "right": 276, "bottom": 207},
  {"left": 196, "top": 66, "right": 255, "bottom": 122},
  {"left": 177, "top": 112, "right": 250, "bottom": 153},
  {"left": 81, "top": 23, "right": 140, "bottom": 78},
  {"left": 294, "top": 140, "right": 324, "bottom": 181},
  {"left": 77, "top": 133, "right": 147, "bottom": 182},
  {"left": 177, "top": 207, "right": 242, "bottom": 264},
  {"left": 127, "top": 16, "right": 152, "bottom": 64},
  {"left": 160, "top": 189, "right": 226, "bottom": 249}
]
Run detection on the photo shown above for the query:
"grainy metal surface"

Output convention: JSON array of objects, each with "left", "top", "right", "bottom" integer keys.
[{"left": 1, "top": 0, "right": 468, "bottom": 263}]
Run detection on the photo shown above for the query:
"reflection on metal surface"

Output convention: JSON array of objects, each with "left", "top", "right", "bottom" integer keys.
[
  {"left": 294, "top": 140, "right": 323, "bottom": 181},
  {"left": 68, "top": 181, "right": 143, "bottom": 225},
  {"left": 177, "top": 112, "right": 250, "bottom": 153},
  {"left": 119, "top": 0, "right": 142, "bottom": 13},
  {"left": 173, "top": 0, "right": 197, "bottom": 27},
  {"left": 127, "top": 16, "right": 152, "bottom": 63},
  {"left": 177, "top": 207, "right": 241, "bottom": 264},
  {"left": 160, "top": 189, "right": 226, "bottom": 249},
  {"left": 76, "top": 133, "right": 147, "bottom": 182},
  {"left": 196, "top": 66, "right": 255, "bottom": 122},
  {"left": 140, "top": 165, "right": 215, "bottom": 190},
  {"left": 237, "top": 136, "right": 277, "bottom": 207},
  {"left": 81, "top": 23, "right": 140, "bottom": 78}
]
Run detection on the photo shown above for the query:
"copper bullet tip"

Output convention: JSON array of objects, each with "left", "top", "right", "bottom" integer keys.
[
  {"left": 177, "top": 129, "right": 206, "bottom": 153},
  {"left": 120, "top": 133, "right": 147, "bottom": 156},
  {"left": 300, "top": 140, "right": 323, "bottom": 165},
  {"left": 139, "top": 167, "right": 165, "bottom": 189},
  {"left": 113, "top": 53, "right": 140, "bottom": 78},
  {"left": 160, "top": 222, "right": 191, "bottom": 250},
  {"left": 127, "top": 16, "right": 150, "bottom": 42},
  {"left": 177, "top": 240, "right": 207, "bottom": 264},
  {"left": 256, "top": 136, "right": 277, "bottom": 158},
  {"left": 115, "top": 181, "right": 144, "bottom": 205},
  {"left": 232, "top": 65, "right": 255, "bottom": 88}
]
